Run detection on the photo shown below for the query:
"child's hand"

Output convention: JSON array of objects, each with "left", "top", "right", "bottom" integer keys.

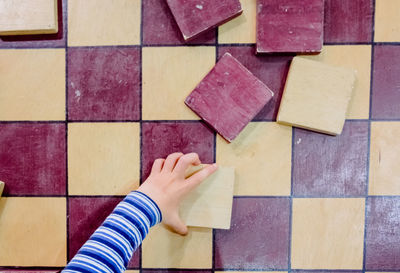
[{"left": 137, "top": 152, "right": 218, "bottom": 235}]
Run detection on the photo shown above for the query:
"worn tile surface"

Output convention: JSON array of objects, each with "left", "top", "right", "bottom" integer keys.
[{"left": 374, "top": 0, "right": 400, "bottom": 42}]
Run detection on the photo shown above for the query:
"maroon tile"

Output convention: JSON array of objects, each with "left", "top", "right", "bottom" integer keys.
[
  {"left": 68, "top": 47, "right": 140, "bottom": 121},
  {"left": 143, "top": 0, "right": 215, "bottom": 45},
  {"left": 166, "top": 0, "right": 242, "bottom": 41},
  {"left": 257, "top": 0, "right": 324, "bottom": 53},
  {"left": 324, "top": 0, "right": 373, "bottom": 43},
  {"left": 68, "top": 197, "right": 140, "bottom": 268},
  {"left": 371, "top": 46, "right": 400, "bottom": 119},
  {"left": 141, "top": 121, "right": 214, "bottom": 180},
  {"left": 218, "top": 46, "right": 293, "bottom": 121},
  {"left": 365, "top": 197, "right": 400, "bottom": 270},
  {"left": 185, "top": 53, "right": 273, "bottom": 142},
  {"left": 0, "top": 271, "right": 59, "bottom": 273},
  {"left": 292, "top": 121, "right": 369, "bottom": 197},
  {"left": 214, "top": 198, "right": 290, "bottom": 269},
  {"left": 0, "top": 123, "right": 66, "bottom": 196}
]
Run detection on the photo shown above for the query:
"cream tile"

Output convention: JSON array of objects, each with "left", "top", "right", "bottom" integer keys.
[
  {"left": 291, "top": 198, "right": 365, "bottom": 269},
  {"left": 125, "top": 271, "right": 139, "bottom": 273},
  {"left": 68, "top": 0, "right": 141, "bottom": 46},
  {"left": 0, "top": 49, "right": 65, "bottom": 121},
  {"left": 68, "top": 123, "right": 140, "bottom": 195},
  {"left": 142, "top": 46, "right": 215, "bottom": 120},
  {"left": 374, "top": 0, "right": 400, "bottom": 42},
  {"left": 217, "top": 122, "right": 292, "bottom": 196},
  {"left": 0, "top": 197, "right": 66, "bottom": 266}
]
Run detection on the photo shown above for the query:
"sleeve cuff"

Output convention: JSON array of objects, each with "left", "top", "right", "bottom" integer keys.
[{"left": 127, "top": 191, "right": 162, "bottom": 226}]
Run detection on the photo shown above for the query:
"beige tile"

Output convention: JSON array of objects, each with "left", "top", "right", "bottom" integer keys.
[
  {"left": 218, "top": 0, "right": 256, "bottom": 43},
  {"left": 369, "top": 122, "right": 400, "bottom": 195},
  {"left": 374, "top": 0, "right": 400, "bottom": 42},
  {"left": 68, "top": 0, "right": 141, "bottom": 46},
  {"left": 0, "top": 49, "right": 65, "bottom": 121},
  {"left": 0, "top": 181, "right": 4, "bottom": 198},
  {"left": 0, "top": 197, "right": 66, "bottom": 266},
  {"left": 142, "top": 224, "right": 212, "bottom": 268},
  {"left": 125, "top": 271, "right": 139, "bottom": 273},
  {"left": 142, "top": 46, "right": 215, "bottom": 120},
  {"left": 291, "top": 198, "right": 365, "bottom": 269},
  {"left": 302, "top": 45, "right": 371, "bottom": 119},
  {"left": 68, "top": 123, "right": 140, "bottom": 195},
  {"left": 217, "top": 122, "right": 291, "bottom": 196}
]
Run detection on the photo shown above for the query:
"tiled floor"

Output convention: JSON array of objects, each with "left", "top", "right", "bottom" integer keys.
[{"left": 0, "top": 0, "right": 399, "bottom": 271}]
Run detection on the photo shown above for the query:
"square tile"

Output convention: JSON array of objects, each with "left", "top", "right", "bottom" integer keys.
[
  {"left": 142, "top": 121, "right": 214, "bottom": 180},
  {"left": 256, "top": 0, "right": 324, "bottom": 53},
  {"left": 68, "top": 197, "right": 139, "bottom": 267},
  {"left": 142, "top": 47, "right": 215, "bottom": 120},
  {"left": 291, "top": 198, "right": 365, "bottom": 269},
  {"left": 0, "top": 123, "right": 66, "bottom": 196},
  {"left": 68, "top": 0, "right": 141, "bottom": 46},
  {"left": 302, "top": 45, "right": 371, "bottom": 119},
  {"left": 68, "top": 47, "right": 140, "bottom": 121},
  {"left": 324, "top": 0, "right": 373, "bottom": 43},
  {"left": 185, "top": 53, "right": 273, "bottom": 142},
  {"left": 374, "top": 0, "right": 400, "bottom": 42},
  {"left": 293, "top": 121, "right": 369, "bottom": 197},
  {"left": 214, "top": 198, "right": 290, "bottom": 269},
  {"left": 144, "top": 271, "right": 211, "bottom": 273},
  {"left": 365, "top": 197, "right": 400, "bottom": 270},
  {"left": 142, "top": 225, "right": 212, "bottom": 268},
  {"left": 277, "top": 57, "right": 356, "bottom": 135},
  {"left": 371, "top": 46, "right": 400, "bottom": 119},
  {"left": 68, "top": 123, "right": 140, "bottom": 195},
  {"left": 218, "top": 0, "right": 257, "bottom": 44},
  {"left": 216, "top": 122, "right": 291, "bottom": 196},
  {"left": 0, "top": 271, "right": 59, "bottom": 273},
  {"left": 0, "top": 49, "right": 65, "bottom": 121},
  {"left": 0, "top": 197, "right": 66, "bottom": 266},
  {"left": 369, "top": 122, "right": 400, "bottom": 195}
]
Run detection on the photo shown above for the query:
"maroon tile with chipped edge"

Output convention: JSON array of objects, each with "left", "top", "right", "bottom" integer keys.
[
  {"left": 68, "top": 197, "right": 140, "bottom": 267},
  {"left": 292, "top": 121, "right": 369, "bottom": 197},
  {"left": 365, "top": 197, "right": 400, "bottom": 270},
  {"left": 256, "top": 0, "right": 324, "bottom": 53},
  {"left": 141, "top": 121, "right": 214, "bottom": 180},
  {"left": 214, "top": 198, "right": 290, "bottom": 269},
  {"left": 185, "top": 53, "right": 274, "bottom": 142},
  {"left": 0, "top": 123, "right": 66, "bottom": 196},
  {"left": 166, "top": 0, "right": 242, "bottom": 41},
  {"left": 218, "top": 46, "right": 293, "bottom": 121},
  {"left": 68, "top": 47, "right": 140, "bottom": 121},
  {"left": 324, "top": 0, "right": 373, "bottom": 43},
  {"left": 371, "top": 46, "right": 400, "bottom": 119}
]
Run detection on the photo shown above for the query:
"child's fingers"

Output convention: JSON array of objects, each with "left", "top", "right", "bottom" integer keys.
[
  {"left": 151, "top": 158, "right": 165, "bottom": 174},
  {"left": 185, "top": 163, "right": 218, "bottom": 192},
  {"left": 162, "top": 152, "right": 184, "bottom": 172},
  {"left": 173, "top": 153, "right": 201, "bottom": 176}
]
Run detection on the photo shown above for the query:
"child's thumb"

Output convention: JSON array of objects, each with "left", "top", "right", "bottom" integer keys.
[{"left": 165, "top": 213, "right": 188, "bottom": 236}]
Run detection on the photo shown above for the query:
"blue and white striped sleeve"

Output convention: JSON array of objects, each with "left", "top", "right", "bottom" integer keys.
[{"left": 62, "top": 191, "right": 162, "bottom": 273}]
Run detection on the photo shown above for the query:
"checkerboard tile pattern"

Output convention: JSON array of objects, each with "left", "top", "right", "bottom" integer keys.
[{"left": 0, "top": 0, "right": 399, "bottom": 271}]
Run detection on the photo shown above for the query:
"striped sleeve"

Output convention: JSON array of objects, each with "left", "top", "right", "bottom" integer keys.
[{"left": 63, "top": 191, "right": 162, "bottom": 273}]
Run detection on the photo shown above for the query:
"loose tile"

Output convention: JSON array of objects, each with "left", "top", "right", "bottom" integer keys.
[
  {"left": 214, "top": 198, "right": 290, "bottom": 269},
  {"left": 68, "top": 47, "right": 140, "bottom": 121},
  {"left": 0, "top": 197, "right": 66, "bottom": 266},
  {"left": 374, "top": 0, "right": 400, "bottom": 42},
  {"left": 185, "top": 53, "right": 273, "bottom": 142},
  {"left": 0, "top": 124, "right": 66, "bottom": 196},
  {"left": 291, "top": 198, "right": 365, "bottom": 269},
  {"left": 68, "top": 123, "right": 140, "bottom": 195},
  {"left": 217, "top": 122, "right": 291, "bottom": 196},
  {"left": 256, "top": 0, "right": 324, "bottom": 53},
  {"left": 0, "top": 49, "right": 65, "bottom": 121}
]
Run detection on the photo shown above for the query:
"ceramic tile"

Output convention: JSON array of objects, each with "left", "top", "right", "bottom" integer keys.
[
  {"left": 371, "top": 46, "right": 400, "bottom": 119},
  {"left": 142, "top": 47, "right": 215, "bottom": 120},
  {"left": 291, "top": 198, "right": 365, "bottom": 269},
  {"left": 0, "top": 271, "right": 59, "bottom": 273},
  {"left": 216, "top": 122, "right": 291, "bottom": 196},
  {"left": 144, "top": 271, "right": 211, "bottom": 273},
  {"left": 68, "top": 0, "right": 141, "bottom": 46},
  {"left": 256, "top": 0, "right": 324, "bottom": 53},
  {"left": 68, "top": 47, "right": 140, "bottom": 121},
  {"left": 214, "top": 198, "right": 290, "bottom": 269},
  {"left": 0, "top": 49, "right": 65, "bottom": 121},
  {"left": 0, "top": 124, "right": 66, "bottom": 196},
  {"left": 369, "top": 122, "right": 400, "bottom": 195},
  {"left": 0, "top": 197, "right": 66, "bottom": 266},
  {"left": 185, "top": 53, "right": 273, "bottom": 142},
  {"left": 374, "top": 0, "right": 400, "bottom": 42},
  {"left": 68, "top": 123, "right": 140, "bottom": 195}
]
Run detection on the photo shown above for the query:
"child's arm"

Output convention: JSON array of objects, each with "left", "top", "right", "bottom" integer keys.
[{"left": 63, "top": 152, "right": 217, "bottom": 273}]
